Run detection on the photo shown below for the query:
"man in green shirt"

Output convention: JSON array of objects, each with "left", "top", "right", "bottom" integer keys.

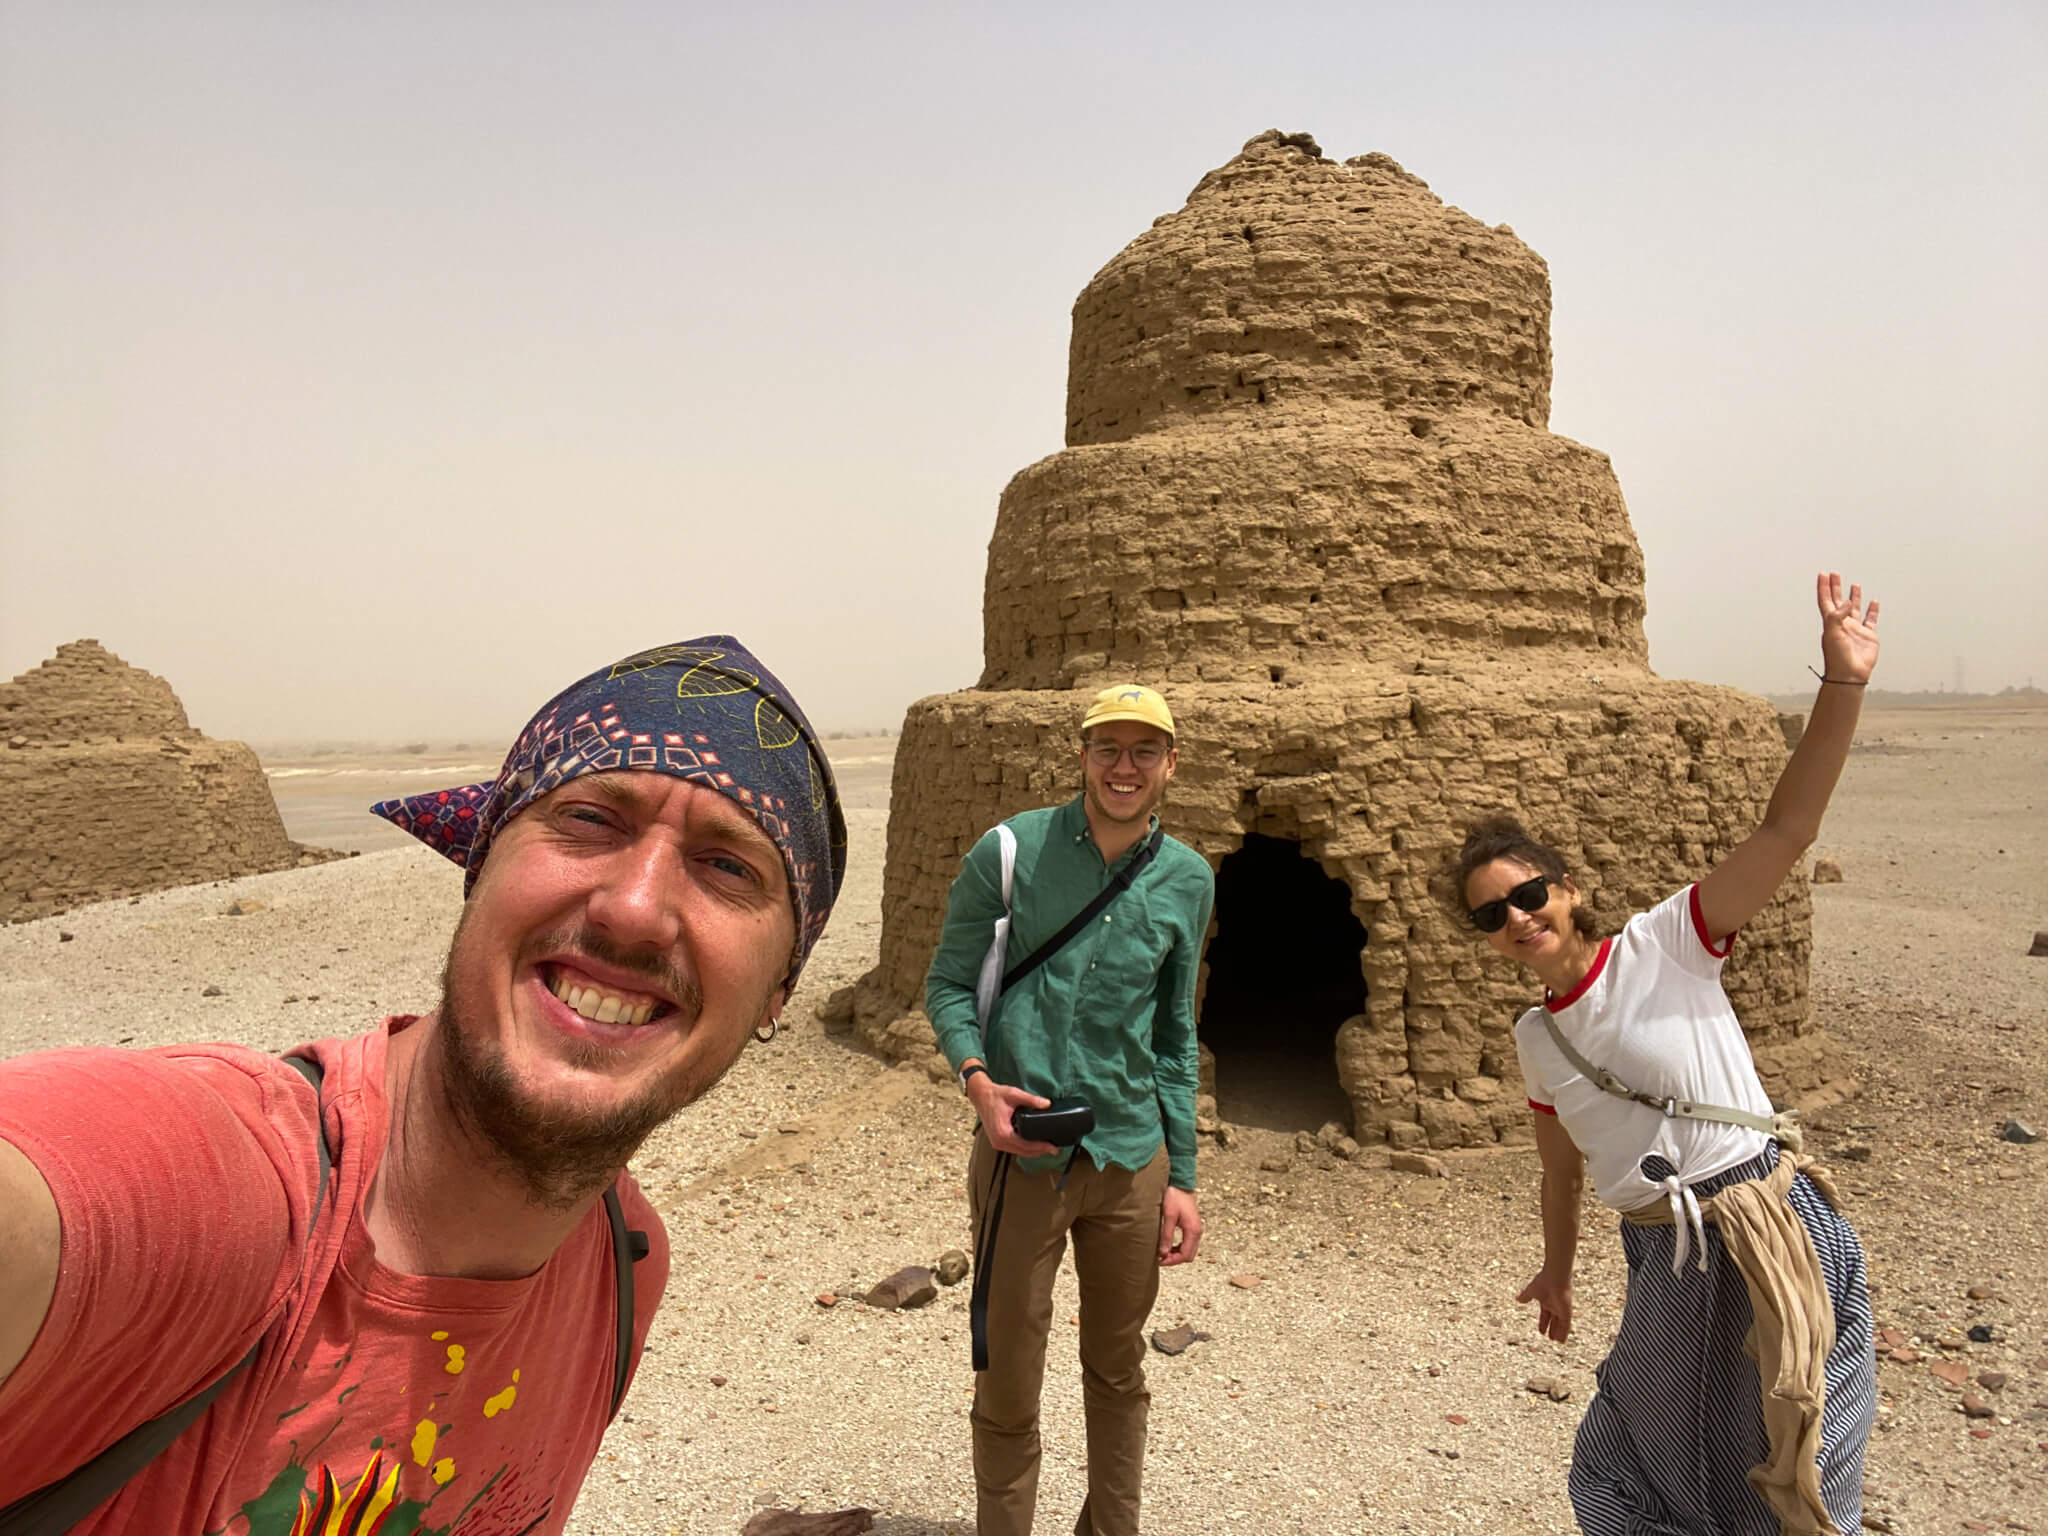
[{"left": 926, "top": 684, "right": 1215, "bottom": 1536}]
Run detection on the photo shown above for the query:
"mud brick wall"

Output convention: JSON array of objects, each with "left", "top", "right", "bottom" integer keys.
[
  {"left": 1, "top": 641, "right": 311, "bottom": 922},
  {"left": 844, "top": 131, "right": 1842, "bottom": 1145}
]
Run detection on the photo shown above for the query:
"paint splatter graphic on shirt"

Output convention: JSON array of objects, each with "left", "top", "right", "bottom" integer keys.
[
  {"left": 227, "top": 1344, "right": 545, "bottom": 1536},
  {"left": 285, "top": 1453, "right": 399, "bottom": 1535}
]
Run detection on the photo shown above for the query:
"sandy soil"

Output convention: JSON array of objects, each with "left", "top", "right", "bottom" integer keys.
[{"left": 2, "top": 711, "right": 2042, "bottom": 1534}]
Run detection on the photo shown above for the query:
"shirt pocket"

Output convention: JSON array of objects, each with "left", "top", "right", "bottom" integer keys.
[{"left": 1078, "top": 889, "right": 1172, "bottom": 1032}]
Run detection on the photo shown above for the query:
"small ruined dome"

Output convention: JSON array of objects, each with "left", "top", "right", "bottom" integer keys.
[
  {"left": 1065, "top": 130, "right": 1554, "bottom": 446},
  {"left": 0, "top": 639, "right": 193, "bottom": 746},
  {"left": 2, "top": 640, "right": 324, "bottom": 921}
]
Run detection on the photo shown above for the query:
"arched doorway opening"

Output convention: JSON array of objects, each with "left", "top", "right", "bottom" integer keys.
[{"left": 1198, "top": 833, "right": 1365, "bottom": 1133}]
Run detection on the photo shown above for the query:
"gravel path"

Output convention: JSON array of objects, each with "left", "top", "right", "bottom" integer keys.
[{"left": 1, "top": 710, "right": 2041, "bottom": 1534}]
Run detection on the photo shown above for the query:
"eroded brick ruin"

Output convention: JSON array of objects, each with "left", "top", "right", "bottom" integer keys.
[
  {"left": 1, "top": 640, "right": 327, "bottom": 921},
  {"left": 842, "top": 131, "right": 1836, "bottom": 1146}
]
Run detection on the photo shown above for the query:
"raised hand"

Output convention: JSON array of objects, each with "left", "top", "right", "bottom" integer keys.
[{"left": 1817, "top": 572, "right": 1880, "bottom": 685}]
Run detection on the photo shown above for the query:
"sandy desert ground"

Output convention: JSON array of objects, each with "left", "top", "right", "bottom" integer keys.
[{"left": 1, "top": 709, "right": 2042, "bottom": 1534}]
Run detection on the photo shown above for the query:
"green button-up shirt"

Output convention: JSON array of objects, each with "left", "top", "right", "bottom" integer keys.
[{"left": 926, "top": 796, "right": 1215, "bottom": 1191}]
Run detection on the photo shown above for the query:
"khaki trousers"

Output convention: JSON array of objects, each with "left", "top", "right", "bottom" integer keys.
[{"left": 967, "top": 1131, "right": 1169, "bottom": 1536}]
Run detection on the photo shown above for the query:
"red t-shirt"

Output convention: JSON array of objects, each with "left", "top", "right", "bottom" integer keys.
[{"left": 0, "top": 1019, "right": 669, "bottom": 1535}]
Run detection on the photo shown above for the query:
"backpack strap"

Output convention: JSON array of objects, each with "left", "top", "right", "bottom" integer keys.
[
  {"left": 1537, "top": 1013, "right": 1777, "bottom": 1136},
  {"left": 603, "top": 1185, "right": 650, "bottom": 1421},
  {"left": 0, "top": 1055, "right": 333, "bottom": 1536},
  {"left": 971, "top": 825, "right": 1019, "bottom": 1032}
]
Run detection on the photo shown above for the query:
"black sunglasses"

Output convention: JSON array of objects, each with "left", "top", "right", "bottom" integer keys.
[{"left": 1468, "top": 875, "right": 1549, "bottom": 933}]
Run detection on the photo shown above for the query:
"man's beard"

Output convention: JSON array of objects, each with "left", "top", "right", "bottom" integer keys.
[{"left": 434, "top": 920, "right": 762, "bottom": 1210}]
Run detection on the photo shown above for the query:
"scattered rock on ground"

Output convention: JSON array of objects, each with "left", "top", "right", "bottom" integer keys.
[
  {"left": 1812, "top": 857, "right": 1843, "bottom": 884},
  {"left": 2001, "top": 1116, "right": 2038, "bottom": 1144},
  {"left": 1151, "top": 1323, "right": 1213, "bottom": 1355},
  {"left": 741, "top": 1508, "right": 877, "bottom": 1535},
  {"left": 1523, "top": 1377, "right": 1572, "bottom": 1402},
  {"left": 815, "top": 984, "right": 857, "bottom": 1033},
  {"left": 1228, "top": 1273, "right": 1262, "bottom": 1289},
  {"left": 1390, "top": 1151, "right": 1448, "bottom": 1178},
  {"left": 864, "top": 1266, "right": 937, "bottom": 1310},
  {"left": 934, "top": 1248, "right": 969, "bottom": 1286},
  {"left": 2029, "top": 929, "right": 2048, "bottom": 957}
]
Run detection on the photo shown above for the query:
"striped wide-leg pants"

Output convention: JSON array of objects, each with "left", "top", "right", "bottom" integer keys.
[{"left": 1568, "top": 1147, "right": 1878, "bottom": 1535}]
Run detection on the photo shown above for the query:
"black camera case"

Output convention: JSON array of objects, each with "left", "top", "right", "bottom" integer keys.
[{"left": 1011, "top": 1096, "right": 1094, "bottom": 1147}]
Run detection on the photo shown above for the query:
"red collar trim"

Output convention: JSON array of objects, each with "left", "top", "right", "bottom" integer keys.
[{"left": 1545, "top": 937, "right": 1612, "bottom": 1013}]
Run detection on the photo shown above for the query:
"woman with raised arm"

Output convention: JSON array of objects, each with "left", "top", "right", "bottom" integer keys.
[{"left": 1447, "top": 574, "right": 1881, "bottom": 1536}]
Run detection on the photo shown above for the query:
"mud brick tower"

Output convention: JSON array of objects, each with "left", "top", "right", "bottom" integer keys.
[
  {"left": 0, "top": 640, "right": 317, "bottom": 921},
  {"left": 844, "top": 131, "right": 1836, "bottom": 1146}
]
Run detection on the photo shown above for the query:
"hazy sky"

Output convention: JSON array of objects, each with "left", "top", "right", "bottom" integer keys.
[{"left": 3, "top": 3, "right": 2042, "bottom": 744}]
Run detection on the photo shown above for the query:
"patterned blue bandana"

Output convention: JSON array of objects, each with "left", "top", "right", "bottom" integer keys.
[{"left": 372, "top": 637, "right": 846, "bottom": 984}]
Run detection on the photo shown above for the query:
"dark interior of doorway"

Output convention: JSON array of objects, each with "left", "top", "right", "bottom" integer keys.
[{"left": 1199, "top": 833, "right": 1365, "bottom": 1134}]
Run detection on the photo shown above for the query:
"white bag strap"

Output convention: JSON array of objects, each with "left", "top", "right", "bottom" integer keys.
[
  {"left": 972, "top": 825, "right": 1017, "bottom": 1031},
  {"left": 1538, "top": 1012, "right": 1778, "bottom": 1136}
]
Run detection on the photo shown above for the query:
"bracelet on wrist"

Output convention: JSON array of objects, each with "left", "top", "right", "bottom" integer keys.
[
  {"left": 958, "top": 1063, "right": 988, "bottom": 1095},
  {"left": 1806, "top": 665, "right": 1867, "bottom": 687}
]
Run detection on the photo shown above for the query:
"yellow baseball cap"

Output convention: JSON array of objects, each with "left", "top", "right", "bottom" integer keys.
[{"left": 1081, "top": 683, "right": 1175, "bottom": 737}]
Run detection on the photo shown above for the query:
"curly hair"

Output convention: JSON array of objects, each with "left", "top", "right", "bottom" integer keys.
[{"left": 1441, "top": 815, "right": 1601, "bottom": 940}]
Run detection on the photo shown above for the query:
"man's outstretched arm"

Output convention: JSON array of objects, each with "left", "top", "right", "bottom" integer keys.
[{"left": 0, "top": 1135, "right": 59, "bottom": 1388}]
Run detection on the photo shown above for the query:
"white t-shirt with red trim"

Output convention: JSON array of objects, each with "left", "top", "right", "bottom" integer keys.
[{"left": 1513, "top": 885, "right": 1773, "bottom": 1214}]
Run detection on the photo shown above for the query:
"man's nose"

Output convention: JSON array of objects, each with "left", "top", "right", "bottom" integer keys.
[{"left": 585, "top": 830, "right": 683, "bottom": 951}]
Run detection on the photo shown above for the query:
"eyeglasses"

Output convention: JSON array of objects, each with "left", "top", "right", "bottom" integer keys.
[
  {"left": 1467, "top": 875, "right": 1549, "bottom": 933},
  {"left": 1085, "top": 742, "right": 1168, "bottom": 770}
]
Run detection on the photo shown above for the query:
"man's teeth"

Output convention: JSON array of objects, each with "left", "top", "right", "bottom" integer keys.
[{"left": 547, "top": 972, "right": 658, "bottom": 1026}]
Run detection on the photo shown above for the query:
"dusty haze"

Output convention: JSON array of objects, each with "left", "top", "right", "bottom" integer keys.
[{"left": 2, "top": 3, "right": 2043, "bottom": 743}]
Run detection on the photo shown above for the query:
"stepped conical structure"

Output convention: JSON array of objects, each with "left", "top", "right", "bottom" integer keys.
[
  {"left": 844, "top": 132, "right": 1835, "bottom": 1146},
  {"left": 0, "top": 640, "right": 327, "bottom": 920}
]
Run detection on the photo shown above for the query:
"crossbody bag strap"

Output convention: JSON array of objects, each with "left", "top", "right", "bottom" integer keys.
[
  {"left": 998, "top": 825, "right": 1164, "bottom": 997},
  {"left": 1538, "top": 1013, "right": 1777, "bottom": 1136},
  {"left": 0, "top": 1055, "right": 336, "bottom": 1536}
]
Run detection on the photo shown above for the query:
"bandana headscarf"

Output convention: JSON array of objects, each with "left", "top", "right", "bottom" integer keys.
[{"left": 372, "top": 637, "right": 847, "bottom": 985}]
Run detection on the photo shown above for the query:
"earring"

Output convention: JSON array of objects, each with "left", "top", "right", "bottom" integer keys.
[{"left": 754, "top": 1016, "right": 780, "bottom": 1044}]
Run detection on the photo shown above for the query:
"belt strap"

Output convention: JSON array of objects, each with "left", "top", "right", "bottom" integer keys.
[{"left": 1539, "top": 1012, "right": 1777, "bottom": 1135}]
